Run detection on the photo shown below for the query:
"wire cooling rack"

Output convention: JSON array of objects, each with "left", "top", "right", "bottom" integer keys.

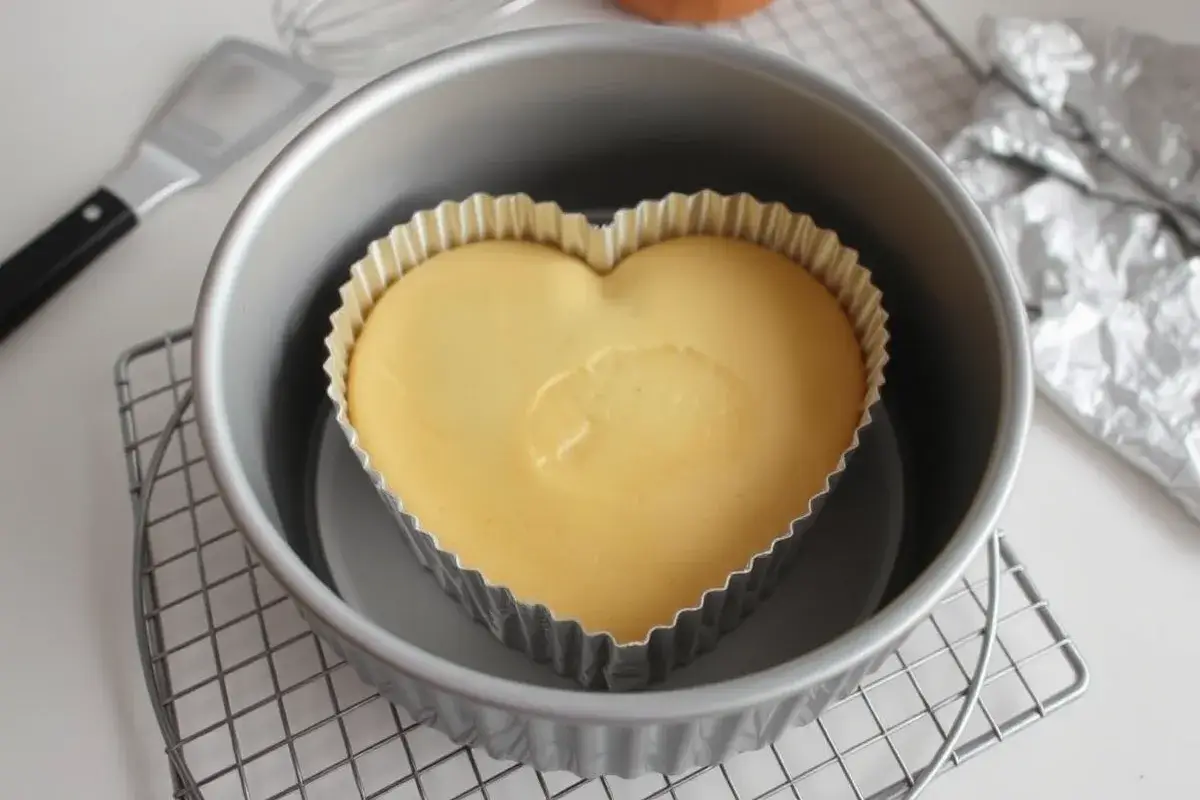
[
  {"left": 702, "top": 0, "right": 980, "bottom": 144},
  {"left": 116, "top": 330, "right": 1087, "bottom": 800},
  {"left": 115, "top": 2, "right": 1087, "bottom": 798}
]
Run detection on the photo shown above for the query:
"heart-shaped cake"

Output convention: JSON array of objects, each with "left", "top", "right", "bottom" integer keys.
[{"left": 324, "top": 191, "right": 888, "bottom": 689}]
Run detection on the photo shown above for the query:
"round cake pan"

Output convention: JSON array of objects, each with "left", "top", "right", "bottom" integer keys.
[{"left": 193, "top": 24, "right": 1033, "bottom": 778}]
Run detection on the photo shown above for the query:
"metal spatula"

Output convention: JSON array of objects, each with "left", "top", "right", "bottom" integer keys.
[{"left": 0, "top": 38, "right": 331, "bottom": 343}]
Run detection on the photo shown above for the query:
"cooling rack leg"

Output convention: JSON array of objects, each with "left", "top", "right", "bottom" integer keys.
[
  {"left": 906, "top": 531, "right": 1002, "bottom": 799},
  {"left": 131, "top": 388, "right": 203, "bottom": 798}
]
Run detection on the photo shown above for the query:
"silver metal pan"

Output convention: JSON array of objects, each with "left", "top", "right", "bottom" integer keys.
[{"left": 192, "top": 24, "right": 1032, "bottom": 778}]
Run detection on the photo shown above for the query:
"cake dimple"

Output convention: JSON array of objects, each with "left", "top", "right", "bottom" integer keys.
[
  {"left": 346, "top": 234, "right": 867, "bottom": 644},
  {"left": 524, "top": 343, "right": 753, "bottom": 493}
]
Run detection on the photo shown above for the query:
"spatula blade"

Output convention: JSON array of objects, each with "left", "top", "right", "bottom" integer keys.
[{"left": 142, "top": 38, "right": 333, "bottom": 183}]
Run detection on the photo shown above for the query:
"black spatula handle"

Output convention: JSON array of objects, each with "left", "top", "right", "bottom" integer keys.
[{"left": 0, "top": 187, "right": 136, "bottom": 343}]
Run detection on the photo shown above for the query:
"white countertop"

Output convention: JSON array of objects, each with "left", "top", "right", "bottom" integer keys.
[{"left": 1, "top": 1, "right": 1197, "bottom": 798}]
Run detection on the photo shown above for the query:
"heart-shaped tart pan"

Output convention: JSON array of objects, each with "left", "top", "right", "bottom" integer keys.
[{"left": 323, "top": 191, "right": 888, "bottom": 690}]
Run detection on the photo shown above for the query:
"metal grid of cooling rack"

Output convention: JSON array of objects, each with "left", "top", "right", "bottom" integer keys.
[
  {"left": 703, "top": 0, "right": 980, "bottom": 145},
  {"left": 115, "top": 2, "right": 1088, "bottom": 798},
  {"left": 118, "top": 335, "right": 1086, "bottom": 800}
]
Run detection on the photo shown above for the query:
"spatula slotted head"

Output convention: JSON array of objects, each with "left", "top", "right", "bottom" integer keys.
[{"left": 141, "top": 38, "right": 332, "bottom": 183}]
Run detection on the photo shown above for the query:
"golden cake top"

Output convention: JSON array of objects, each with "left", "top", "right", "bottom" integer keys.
[{"left": 347, "top": 235, "right": 866, "bottom": 643}]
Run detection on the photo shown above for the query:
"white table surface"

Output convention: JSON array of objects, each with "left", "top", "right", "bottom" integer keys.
[{"left": 1, "top": 1, "right": 1197, "bottom": 798}]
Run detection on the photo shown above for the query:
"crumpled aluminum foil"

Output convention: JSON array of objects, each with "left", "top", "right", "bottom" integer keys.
[{"left": 941, "top": 17, "right": 1200, "bottom": 523}]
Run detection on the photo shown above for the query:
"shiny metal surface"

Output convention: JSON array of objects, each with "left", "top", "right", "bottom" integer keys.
[
  {"left": 105, "top": 142, "right": 200, "bottom": 218},
  {"left": 943, "top": 16, "right": 1200, "bottom": 524},
  {"left": 106, "top": 38, "right": 331, "bottom": 216},
  {"left": 192, "top": 24, "right": 1032, "bottom": 777}
]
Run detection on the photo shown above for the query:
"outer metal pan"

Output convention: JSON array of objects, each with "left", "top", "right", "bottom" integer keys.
[{"left": 193, "top": 24, "right": 1032, "bottom": 777}]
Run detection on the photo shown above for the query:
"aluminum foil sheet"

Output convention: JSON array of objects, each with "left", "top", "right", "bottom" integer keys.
[{"left": 942, "top": 16, "right": 1200, "bottom": 523}]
